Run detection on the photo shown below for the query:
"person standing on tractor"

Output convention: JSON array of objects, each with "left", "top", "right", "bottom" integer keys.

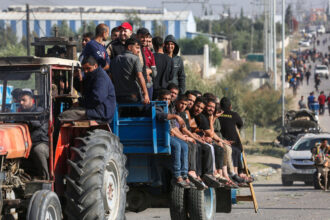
[
  {"left": 81, "top": 23, "right": 110, "bottom": 70},
  {"left": 164, "top": 35, "right": 186, "bottom": 95},
  {"left": 110, "top": 37, "right": 150, "bottom": 104},
  {"left": 152, "top": 36, "right": 173, "bottom": 100},
  {"left": 136, "top": 28, "right": 157, "bottom": 100},
  {"left": 108, "top": 22, "right": 133, "bottom": 60},
  {"left": 110, "top": 27, "right": 120, "bottom": 42},
  {"left": 19, "top": 91, "right": 49, "bottom": 180},
  {"left": 79, "top": 32, "right": 93, "bottom": 62}
]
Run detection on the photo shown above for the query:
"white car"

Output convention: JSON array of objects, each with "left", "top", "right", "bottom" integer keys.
[
  {"left": 281, "top": 133, "right": 330, "bottom": 186},
  {"left": 315, "top": 65, "right": 329, "bottom": 78},
  {"left": 298, "top": 40, "right": 310, "bottom": 47},
  {"left": 317, "top": 26, "right": 325, "bottom": 34}
]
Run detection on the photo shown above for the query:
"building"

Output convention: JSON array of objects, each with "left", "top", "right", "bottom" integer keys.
[{"left": 0, "top": 5, "right": 196, "bottom": 40}]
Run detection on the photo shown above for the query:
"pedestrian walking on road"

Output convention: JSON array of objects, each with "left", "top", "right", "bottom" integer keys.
[
  {"left": 298, "top": 96, "right": 307, "bottom": 109},
  {"left": 307, "top": 92, "right": 315, "bottom": 110},
  {"left": 318, "top": 91, "right": 326, "bottom": 115},
  {"left": 327, "top": 93, "right": 330, "bottom": 116},
  {"left": 305, "top": 69, "right": 311, "bottom": 85},
  {"left": 315, "top": 75, "right": 321, "bottom": 92}
]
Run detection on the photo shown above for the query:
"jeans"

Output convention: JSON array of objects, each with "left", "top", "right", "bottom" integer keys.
[{"left": 170, "top": 136, "right": 188, "bottom": 178}]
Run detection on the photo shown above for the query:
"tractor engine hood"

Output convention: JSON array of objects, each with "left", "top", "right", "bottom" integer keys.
[{"left": 0, "top": 124, "right": 32, "bottom": 159}]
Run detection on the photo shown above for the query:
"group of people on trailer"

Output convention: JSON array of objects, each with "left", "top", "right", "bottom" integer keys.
[{"left": 12, "top": 21, "right": 254, "bottom": 189}]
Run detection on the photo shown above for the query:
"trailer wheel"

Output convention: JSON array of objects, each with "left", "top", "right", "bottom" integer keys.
[
  {"left": 65, "top": 129, "right": 128, "bottom": 220},
  {"left": 169, "top": 184, "right": 188, "bottom": 220},
  {"left": 26, "top": 190, "right": 62, "bottom": 220},
  {"left": 187, "top": 188, "right": 216, "bottom": 220}
]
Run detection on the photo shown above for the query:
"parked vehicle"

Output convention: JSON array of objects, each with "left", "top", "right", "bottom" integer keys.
[
  {"left": 277, "top": 110, "right": 320, "bottom": 147},
  {"left": 281, "top": 133, "right": 330, "bottom": 186},
  {"left": 298, "top": 40, "right": 310, "bottom": 47},
  {"left": 315, "top": 65, "right": 329, "bottom": 79}
]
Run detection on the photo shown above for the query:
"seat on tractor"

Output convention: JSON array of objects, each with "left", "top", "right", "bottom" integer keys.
[{"left": 112, "top": 101, "right": 171, "bottom": 154}]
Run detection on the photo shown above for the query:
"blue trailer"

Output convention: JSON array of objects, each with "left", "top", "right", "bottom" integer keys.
[{"left": 112, "top": 102, "right": 233, "bottom": 219}]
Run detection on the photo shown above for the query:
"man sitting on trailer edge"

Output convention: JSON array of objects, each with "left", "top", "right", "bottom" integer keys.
[{"left": 60, "top": 56, "right": 116, "bottom": 123}]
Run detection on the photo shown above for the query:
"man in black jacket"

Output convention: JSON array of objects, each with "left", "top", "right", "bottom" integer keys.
[
  {"left": 20, "top": 91, "right": 49, "bottom": 179},
  {"left": 152, "top": 36, "right": 173, "bottom": 100},
  {"left": 164, "top": 35, "right": 186, "bottom": 94},
  {"left": 107, "top": 22, "right": 133, "bottom": 60},
  {"left": 62, "top": 56, "right": 116, "bottom": 123}
]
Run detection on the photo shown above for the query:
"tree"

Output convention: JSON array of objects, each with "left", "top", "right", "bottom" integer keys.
[
  {"left": 152, "top": 20, "right": 165, "bottom": 37},
  {"left": 0, "top": 27, "right": 18, "bottom": 49},
  {"left": 285, "top": 4, "right": 293, "bottom": 31},
  {"left": 240, "top": 8, "right": 244, "bottom": 19},
  {"left": 125, "top": 12, "right": 142, "bottom": 31}
]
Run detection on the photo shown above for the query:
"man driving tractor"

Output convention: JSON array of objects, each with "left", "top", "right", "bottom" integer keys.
[{"left": 19, "top": 90, "right": 49, "bottom": 180}]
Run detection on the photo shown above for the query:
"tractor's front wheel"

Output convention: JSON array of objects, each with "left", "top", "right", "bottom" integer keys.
[
  {"left": 26, "top": 190, "right": 62, "bottom": 220},
  {"left": 65, "top": 129, "right": 128, "bottom": 220}
]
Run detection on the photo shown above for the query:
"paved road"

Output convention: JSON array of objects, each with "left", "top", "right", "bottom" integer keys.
[
  {"left": 296, "top": 33, "right": 330, "bottom": 132},
  {"left": 126, "top": 172, "right": 330, "bottom": 220}
]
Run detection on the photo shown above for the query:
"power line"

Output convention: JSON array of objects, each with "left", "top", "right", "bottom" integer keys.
[{"left": 31, "top": 10, "right": 46, "bottom": 36}]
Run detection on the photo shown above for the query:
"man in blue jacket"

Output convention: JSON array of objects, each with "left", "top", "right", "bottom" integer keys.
[
  {"left": 60, "top": 56, "right": 116, "bottom": 123},
  {"left": 80, "top": 23, "right": 110, "bottom": 70}
]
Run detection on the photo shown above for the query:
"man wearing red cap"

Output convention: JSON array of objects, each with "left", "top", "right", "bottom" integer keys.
[{"left": 108, "top": 22, "right": 133, "bottom": 60}]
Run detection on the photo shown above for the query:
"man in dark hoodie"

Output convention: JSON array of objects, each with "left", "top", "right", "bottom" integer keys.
[{"left": 164, "top": 35, "right": 186, "bottom": 95}]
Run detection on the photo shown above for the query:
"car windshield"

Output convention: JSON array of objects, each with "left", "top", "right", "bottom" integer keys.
[
  {"left": 316, "top": 66, "right": 327, "bottom": 70},
  {"left": 292, "top": 137, "right": 330, "bottom": 151},
  {"left": 0, "top": 70, "right": 47, "bottom": 113}
]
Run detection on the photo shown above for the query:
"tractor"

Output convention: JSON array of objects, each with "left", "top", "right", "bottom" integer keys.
[
  {"left": 0, "top": 35, "right": 233, "bottom": 220},
  {"left": 0, "top": 36, "right": 127, "bottom": 219}
]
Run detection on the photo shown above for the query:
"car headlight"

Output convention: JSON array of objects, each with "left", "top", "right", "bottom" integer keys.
[{"left": 283, "top": 154, "right": 291, "bottom": 163}]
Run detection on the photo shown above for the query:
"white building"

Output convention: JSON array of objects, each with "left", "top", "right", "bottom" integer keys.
[{"left": 0, "top": 5, "right": 196, "bottom": 40}]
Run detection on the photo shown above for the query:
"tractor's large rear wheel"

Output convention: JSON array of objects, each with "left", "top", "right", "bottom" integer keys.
[{"left": 65, "top": 129, "right": 128, "bottom": 220}]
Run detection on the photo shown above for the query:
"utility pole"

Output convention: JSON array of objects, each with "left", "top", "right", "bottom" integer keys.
[
  {"left": 270, "top": 0, "right": 273, "bottom": 75},
  {"left": 26, "top": 4, "right": 30, "bottom": 56},
  {"left": 273, "top": 0, "right": 277, "bottom": 89},
  {"left": 264, "top": 0, "right": 269, "bottom": 71},
  {"left": 281, "top": 0, "right": 285, "bottom": 127}
]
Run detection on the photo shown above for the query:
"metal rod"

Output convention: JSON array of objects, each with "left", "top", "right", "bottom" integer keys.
[
  {"left": 273, "top": 0, "right": 277, "bottom": 90},
  {"left": 26, "top": 4, "right": 30, "bottom": 56},
  {"left": 282, "top": 0, "right": 285, "bottom": 127}
]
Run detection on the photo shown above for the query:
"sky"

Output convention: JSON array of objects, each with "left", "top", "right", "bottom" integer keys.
[{"left": 1, "top": 0, "right": 329, "bottom": 17}]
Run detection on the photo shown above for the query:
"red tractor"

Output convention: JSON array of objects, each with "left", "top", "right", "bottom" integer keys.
[{"left": 0, "top": 37, "right": 127, "bottom": 219}]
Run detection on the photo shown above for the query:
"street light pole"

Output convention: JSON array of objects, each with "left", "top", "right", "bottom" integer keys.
[
  {"left": 281, "top": 0, "right": 285, "bottom": 127},
  {"left": 273, "top": 0, "right": 277, "bottom": 90}
]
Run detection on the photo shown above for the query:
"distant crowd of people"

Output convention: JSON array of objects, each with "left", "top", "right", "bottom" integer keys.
[{"left": 299, "top": 91, "right": 330, "bottom": 116}]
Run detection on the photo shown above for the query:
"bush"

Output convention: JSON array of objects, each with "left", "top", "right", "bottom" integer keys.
[{"left": 0, "top": 43, "right": 27, "bottom": 56}]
